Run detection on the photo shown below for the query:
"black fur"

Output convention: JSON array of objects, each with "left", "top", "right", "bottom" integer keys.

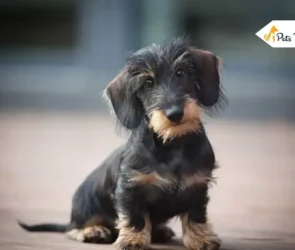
[
  {"left": 18, "top": 37, "right": 225, "bottom": 249},
  {"left": 17, "top": 221, "right": 68, "bottom": 233}
]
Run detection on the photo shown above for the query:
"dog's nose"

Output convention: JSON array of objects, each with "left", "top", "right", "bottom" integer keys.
[{"left": 165, "top": 106, "right": 184, "bottom": 123}]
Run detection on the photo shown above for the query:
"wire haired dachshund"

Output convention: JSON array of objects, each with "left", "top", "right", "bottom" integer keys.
[{"left": 18, "top": 37, "right": 227, "bottom": 250}]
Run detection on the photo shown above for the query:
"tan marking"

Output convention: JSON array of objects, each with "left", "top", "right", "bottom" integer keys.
[
  {"left": 83, "top": 225, "right": 110, "bottom": 240},
  {"left": 102, "top": 69, "right": 155, "bottom": 114},
  {"left": 66, "top": 228, "right": 85, "bottom": 242},
  {"left": 137, "top": 71, "right": 155, "bottom": 79},
  {"left": 127, "top": 170, "right": 176, "bottom": 190},
  {"left": 66, "top": 225, "right": 111, "bottom": 243},
  {"left": 114, "top": 213, "right": 151, "bottom": 250},
  {"left": 172, "top": 51, "right": 189, "bottom": 68},
  {"left": 181, "top": 173, "right": 214, "bottom": 190},
  {"left": 149, "top": 98, "right": 201, "bottom": 143},
  {"left": 180, "top": 213, "right": 221, "bottom": 250}
]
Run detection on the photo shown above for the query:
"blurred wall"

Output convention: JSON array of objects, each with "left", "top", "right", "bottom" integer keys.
[{"left": 0, "top": 0, "right": 295, "bottom": 120}]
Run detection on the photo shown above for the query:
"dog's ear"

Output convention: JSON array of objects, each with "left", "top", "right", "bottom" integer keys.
[
  {"left": 190, "top": 49, "right": 222, "bottom": 107},
  {"left": 104, "top": 71, "right": 144, "bottom": 129}
]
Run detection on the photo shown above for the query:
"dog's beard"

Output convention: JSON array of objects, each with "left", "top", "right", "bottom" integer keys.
[{"left": 148, "top": 98, "right": 201, "bottom": 143}]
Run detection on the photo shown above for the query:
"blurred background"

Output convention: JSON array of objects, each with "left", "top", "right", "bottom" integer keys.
[{"left": 0, "top": 0, "right": 295, "bottom": 249}]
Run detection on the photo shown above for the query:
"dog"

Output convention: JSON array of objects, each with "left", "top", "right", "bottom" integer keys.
[{"left": 18, "top": 37, "right": 226, "bottom": 250}]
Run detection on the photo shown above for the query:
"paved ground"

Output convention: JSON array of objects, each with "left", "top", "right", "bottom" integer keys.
[{"left": 0, "top": 110, "right": 295, "bottom": 250}]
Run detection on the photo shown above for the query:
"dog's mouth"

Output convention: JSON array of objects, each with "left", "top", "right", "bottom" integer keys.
[{"left": 148, "top": 98, "right": 201, "bottom": 142}]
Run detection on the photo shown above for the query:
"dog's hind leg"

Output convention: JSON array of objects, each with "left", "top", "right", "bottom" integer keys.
[
  {"left": 66, "top": 224, "right": 115, "bottom": 243},
  {"left": 151, "top": 224, "right": 175, "bottom": 243},
  {"left": 66, "top": 214, "right": 117, "bottom": 244},
  {"left": 65, "top": 180, "right": 118, "bottom": 244}
]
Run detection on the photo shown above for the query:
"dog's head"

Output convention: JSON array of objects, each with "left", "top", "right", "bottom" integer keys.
[{"left": 104, "top": 37, "right": 226, "bottom": 142}]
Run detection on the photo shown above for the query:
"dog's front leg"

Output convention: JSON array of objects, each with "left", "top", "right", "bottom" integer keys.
[
  {"left": 180, "top": 186, "right": 221, "bottom": 250},
  {"left": 113, "top": 180, "right": 151, "bottom": 250}
]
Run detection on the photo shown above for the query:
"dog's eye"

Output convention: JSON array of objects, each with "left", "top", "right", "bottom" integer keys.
[
  {"left": 144, "top": 78, "right": 154, "bottom": 88},
  {"left": 175, "top": 68, "right": 185, "bottom": 77}
]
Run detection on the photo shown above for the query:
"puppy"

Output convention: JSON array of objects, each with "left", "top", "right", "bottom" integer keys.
[{"left": 18, "top": 37, "right": 226, "bottom": 250}]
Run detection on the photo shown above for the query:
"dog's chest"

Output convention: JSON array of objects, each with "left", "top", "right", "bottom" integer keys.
[
  {"left": 142, "top": 168, "right": 208, "bottom": 205},
  {"left": 142, "top": 147, "right": 208, "bottom": 201},
  {"left": 132, "top": 134, "right": 210, "bottom": 214},
  {"left": 144, "top": 183, "right": 194, "bottom": 218},
  {"left": 155, "top": 146, "right": 193, "bottom": 173}
]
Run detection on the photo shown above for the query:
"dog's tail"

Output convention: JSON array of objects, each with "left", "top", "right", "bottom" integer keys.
[{"left": 18, "top": 220, "right": 68, "bottom": 233}]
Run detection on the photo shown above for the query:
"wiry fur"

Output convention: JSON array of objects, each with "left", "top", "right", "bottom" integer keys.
[
  {"left": 149, "top": 97, "right": 201, "bottom": 143},
  {"left": 18, "top": 37, "right": 226, "bottom": 250}
]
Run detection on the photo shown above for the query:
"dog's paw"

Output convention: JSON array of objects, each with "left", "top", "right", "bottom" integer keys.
[
  {"left": 83, "top": 225, "right": 113, "bottom": 243},
  {"left": 121, "top": 244, "right": 146, "bottom": 250},
  {"left": 115, "top": 241, "right": 147, "bottom": 250},
  {"left": 181, "top": 214, "right": 221, "bottom": 250},
  {"left": 183, "top": 230, "right": 221, "bottom": 250},
  {"left": 114, "top": 239, "right": 149, "bottom": 250},
  {"left": 114, "top": 231, "right": 150, "bottom": 250},
  {"left": 66, "top": 225, "right": 113, "bottom": 243},
  {"left": 203, "top": 235, "right": 221, "bottom": 250},
  {"left": 152, "top": 225, "right": 175, "bottom": 243}
]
